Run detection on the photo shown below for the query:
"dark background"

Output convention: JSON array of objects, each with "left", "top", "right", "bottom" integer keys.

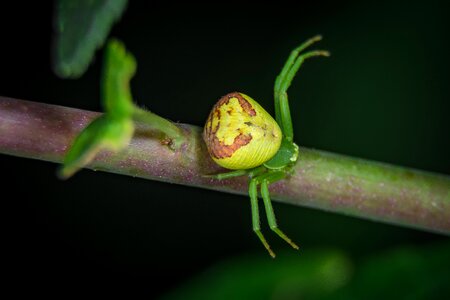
[{"left": 1, "top": 1, "right": 449, "bottom": 298}]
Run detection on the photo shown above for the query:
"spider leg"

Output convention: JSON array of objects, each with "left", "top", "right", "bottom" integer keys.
[
  {"left": 247, "top": 165, "right": 267, "bottom": 178},
  {"left": 260, "top": 172, "right": 299, "bottom": 250},
  {"left": 249, "top": 178, "right": 275, "bottom": 258},
  {"left": 274, "top": 35, "right": 323, "bottom": 125},
  {"left": 274, "top": 36, "right": 329, "bottom": 142},
  {"left": 204, "top": 169, "right": 248, "bottom": 180},
  {"left": 279, "top": 50, "right": 330, "bottom": 93},
  {"left": 274, "top": 35, "right": 324, "bottom": 99},
  {"left": 204, "top": 165, "right": 266, "bottom": 180}
]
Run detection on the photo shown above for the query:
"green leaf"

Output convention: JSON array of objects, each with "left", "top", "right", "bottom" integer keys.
[
  {"left": 59, "top": 38, "right": 139, "bottom": 178},
  {"left": 59, "top": 38, "right": 185, "bottom": 177},
  {"left": 102, "top": 38, "right": 136, "bottom": 118},
  {"left": 53, "top": 0, "right": 128, "bottom": 78},
  {"left": 59, "top": 115, "right": 133, "bottom": 179}
]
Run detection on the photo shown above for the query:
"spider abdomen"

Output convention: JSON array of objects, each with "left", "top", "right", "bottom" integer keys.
[{"left": 203, "top": 92, "right": 282, "bottom": 170}]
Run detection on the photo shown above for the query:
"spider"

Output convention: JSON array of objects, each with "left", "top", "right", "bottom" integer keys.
[{"left": 203, "top": 36, "right": 329, "bottom": 257}]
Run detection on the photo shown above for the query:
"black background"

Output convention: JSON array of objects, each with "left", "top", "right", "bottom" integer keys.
[{"left": 1, "top": 1, "right": 449, "bottom": 298}]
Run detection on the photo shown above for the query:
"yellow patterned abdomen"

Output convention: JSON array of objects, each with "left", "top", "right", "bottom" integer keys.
[{"left": 203, "top": 92, "right": 282, "bottom": 170}]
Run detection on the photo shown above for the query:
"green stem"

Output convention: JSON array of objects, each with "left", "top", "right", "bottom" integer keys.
[
  {"left": 1, "top": 97, "right": 449, "bottom": 235},
  {"left": 132, "top": 107, "right": 184, "bottom": 149}
]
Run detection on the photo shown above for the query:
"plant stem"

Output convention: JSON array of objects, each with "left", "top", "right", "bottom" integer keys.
[
  {"left": 1, "top": 96, "right": 449, "bottom": 235},
  {"left": 132, "top": 107, "right": 184, "bottom": 149}
]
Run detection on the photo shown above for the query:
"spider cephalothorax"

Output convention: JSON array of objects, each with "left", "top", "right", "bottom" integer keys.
[{"left": 204, "top": 36, "right": 329, "bottom": 257}]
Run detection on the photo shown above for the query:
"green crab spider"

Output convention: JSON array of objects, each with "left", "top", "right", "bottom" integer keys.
[{"left": 203, "top": 35, "right": 329, "bottom": 257}]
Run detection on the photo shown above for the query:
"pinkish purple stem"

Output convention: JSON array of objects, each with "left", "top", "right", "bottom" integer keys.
[{"left": 1, "top": 96, "right": 449, "bottom": 235}]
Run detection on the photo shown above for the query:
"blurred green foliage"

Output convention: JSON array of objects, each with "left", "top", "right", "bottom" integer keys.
[
  {"left": 161, "top": 250, "right": 352, "bottom": 300},
  {"left": 53, "top": 0, "right": 127, "bottom": 78},
  {"left": 163, "top": 243, "right": 450, "bottom": 300},
  {"left": 327, "top": 242, "right": 450, "bottom": 300}
]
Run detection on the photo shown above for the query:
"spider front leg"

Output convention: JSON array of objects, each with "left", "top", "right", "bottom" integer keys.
[{"left": 274, "top": 35, "right": 329, "bottom": 142}]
